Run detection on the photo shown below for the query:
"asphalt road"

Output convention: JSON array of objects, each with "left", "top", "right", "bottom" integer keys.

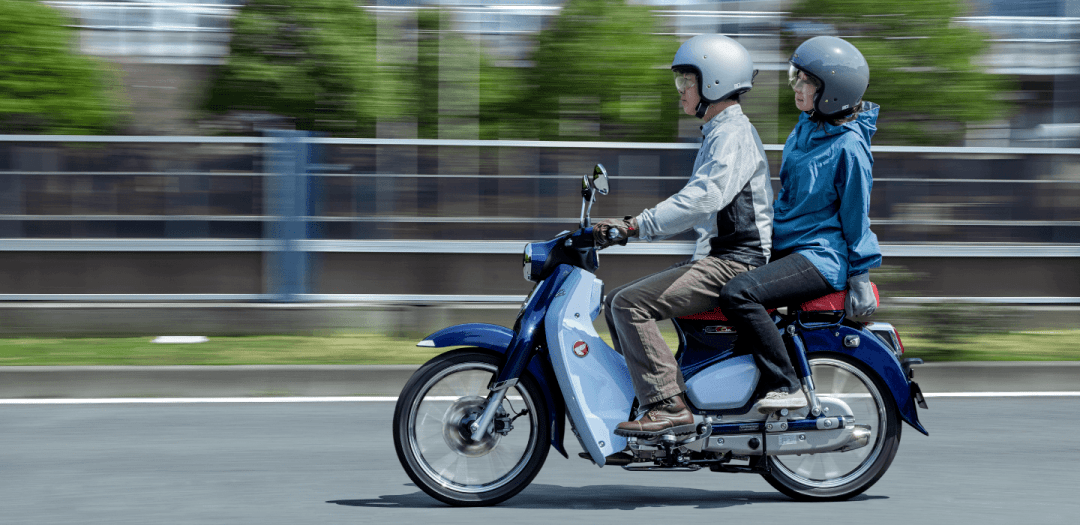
[{"left": 2, "top": 397, "right": 1077, "bottom": 525}]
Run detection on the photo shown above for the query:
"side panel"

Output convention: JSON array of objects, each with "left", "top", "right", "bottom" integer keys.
[
  {"left": 673, "top": 318, "right": 739, "bottom": 376},
  {"left": 545, "top": 267, "right": 636, "bottom": 466},
  {"left": 803, "top": 325, "right": 928, "bottom": 435},
  {"left": 684, "top": 354, "right": 760, "bottom": 410},
  {"left": 419, "top": 322, "right": 569, "bottom": 457}
]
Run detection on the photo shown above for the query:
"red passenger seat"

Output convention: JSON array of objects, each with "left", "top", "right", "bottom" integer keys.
[{"left": 677, "top": 283, "right": 879, "bottom": 321}]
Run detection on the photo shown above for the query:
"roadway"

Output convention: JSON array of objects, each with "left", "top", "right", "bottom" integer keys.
[{"left": 2, "top": 396, "right": 1077, "bottom": 524}]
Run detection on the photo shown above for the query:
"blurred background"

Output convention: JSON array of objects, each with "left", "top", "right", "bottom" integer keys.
[{"left": 0, "top": 0, "right": 1077, "bottom": 339}]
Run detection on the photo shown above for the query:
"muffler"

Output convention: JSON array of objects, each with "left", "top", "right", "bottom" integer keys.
[
  {"left": 837, "top": 425, "right": 872, "bottom": 452},
  {"left": 703, "top": 424, "right": 873, "bottom": 456}
]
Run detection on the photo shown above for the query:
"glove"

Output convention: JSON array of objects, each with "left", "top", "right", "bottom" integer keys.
[
  {"left": 845, "top": 272, "right": 877, "bottom": 318},
  {"left": 592, "top": 216, "right": 639, "bottom": 248}
]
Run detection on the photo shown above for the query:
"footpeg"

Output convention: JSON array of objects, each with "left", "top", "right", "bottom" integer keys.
[
  {"left": 613, "top": 423, "right": 697, "bottom": 439},
  {"left": 578, "top": 451, "right": 635, "bottom": 466},
  {"left": 622, "top": 464, "right": 701, "bottom": 472}
]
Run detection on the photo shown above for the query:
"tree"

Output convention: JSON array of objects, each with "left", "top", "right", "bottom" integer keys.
[
  {"left": 514, "top": 0, "right": 681, "bottom": 142},
  {"left": 203, "top": 0, "right": 406, "bottom": 137},
  {"left": 784, "top": 0, "right": 1014, "bottom": 145},
  {"left": 0, "top": 0, "right": 124, "bottom": 134},
  {"left": 413, "top": 8, "right": 516, "bottom": 141}
]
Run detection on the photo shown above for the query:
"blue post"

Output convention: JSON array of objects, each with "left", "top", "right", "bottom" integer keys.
[{"left": 264, "top": 130, "right": 314, "bottom": 302}]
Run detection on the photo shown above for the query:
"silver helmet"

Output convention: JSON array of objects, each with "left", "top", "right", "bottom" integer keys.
[
  {"left": 672, "top": 34, "right": 757, "bottom": 118},
  {"left": 789, "top": 36, "right": 869, "bottom": 118}
]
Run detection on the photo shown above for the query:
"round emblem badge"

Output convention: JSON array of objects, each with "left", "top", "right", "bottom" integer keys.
[{"left": 572, "top": 341, "right": 589, "bottom": 358}]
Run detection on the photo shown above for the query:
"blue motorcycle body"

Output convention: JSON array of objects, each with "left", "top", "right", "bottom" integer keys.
[
  {"left": 421, "top": 259, "right": 927, "bottom": 466},
  {"left": 399, "top": 166, "right": 924, "bottom": 506}
]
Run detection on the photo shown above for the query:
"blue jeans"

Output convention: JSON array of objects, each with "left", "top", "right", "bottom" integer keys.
[{"left": 718, "top": 252, "right": 836, "bottom": 393}]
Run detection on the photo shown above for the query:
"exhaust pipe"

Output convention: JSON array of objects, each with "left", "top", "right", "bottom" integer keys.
[
  {"left": 838, "top": 425, "right": 872, "bottom": 452},
  {"left": 704, "top": 423, "right": 875, "bottom": 456}
]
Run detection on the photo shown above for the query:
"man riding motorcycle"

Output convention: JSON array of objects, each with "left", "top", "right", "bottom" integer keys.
[{"left": 593, "top": 34, "right": 785, "bottom": 438}]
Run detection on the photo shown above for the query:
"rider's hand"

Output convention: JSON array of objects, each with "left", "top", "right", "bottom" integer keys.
[
  {"left": 845, "top": 272, "right": 876, "bottom": 318},
  {"left": 593, "top": 217, "right": 638, "bottom": 248}
]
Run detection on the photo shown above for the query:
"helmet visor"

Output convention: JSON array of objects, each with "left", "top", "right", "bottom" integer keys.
[
  {"left": 674, "top": 71, "right": 697, "bottom": 93},
  {"left": 788, "top": 65, "right": 820, "bottom": 91}
]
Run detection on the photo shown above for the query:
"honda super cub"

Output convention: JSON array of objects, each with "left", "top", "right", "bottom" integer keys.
[{"left": 393, "top": 165, "right": 927, "bottom": 506}]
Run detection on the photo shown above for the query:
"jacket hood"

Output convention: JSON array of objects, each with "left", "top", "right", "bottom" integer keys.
[
  {"left": 794, "top": 101, "right": 878, "bottom": 147},
  {"left": 849, "top": 101, "right": 878, "bottom": 144}
]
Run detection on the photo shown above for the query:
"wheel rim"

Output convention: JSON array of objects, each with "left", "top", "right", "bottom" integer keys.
[
  {"left": 407, "top": 362, "right": 539, "bottom": 494},
  {"left": 771, "top": 357, "right": 888, "bottom": 489}
]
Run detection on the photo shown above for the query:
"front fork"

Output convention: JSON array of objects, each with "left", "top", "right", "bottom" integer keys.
[
  {"left": 470, "top": 342, "right": 533, "bottom": 441},
  {"left": 467, "top": 268, "right": 568, "bottom": 442},
  {"left": 470, "top": 382, "right": 513, "bottom": 441}
]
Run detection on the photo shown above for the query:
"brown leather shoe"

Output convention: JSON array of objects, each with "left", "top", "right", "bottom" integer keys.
[{"left": 614, "top": 394, "right": 696, "bottom": 437}]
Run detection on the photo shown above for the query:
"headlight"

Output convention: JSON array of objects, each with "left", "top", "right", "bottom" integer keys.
[
  {"left": 523, "top": 236, "right": 563, "bottom": 282},
  {"left": 523, "top": 244, "right": 534, "bottom": 281},
  {"left": 522, "top": 242, "right": 549, "bottom": 282}
]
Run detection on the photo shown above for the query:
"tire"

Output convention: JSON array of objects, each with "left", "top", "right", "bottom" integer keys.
[
  {"left": 762, "top": 353, "right": 902, "bottom": 501},
  {"left": 392, "top": 349, "right": 550, "bottom": 506}
]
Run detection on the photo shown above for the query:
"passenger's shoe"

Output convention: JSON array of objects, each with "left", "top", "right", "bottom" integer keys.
[
  {"left": 753, "top": 389, "right": 808, "bottom": 414},
  {"left": 614, "top": 394, "right": 696, "bottom": 437}
]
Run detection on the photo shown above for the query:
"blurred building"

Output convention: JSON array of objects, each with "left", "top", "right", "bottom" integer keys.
[
  {"left": 43, "top": 0, "right": 241, "bottom": 134},
  {"left": 32, "top": 0, "right": 1080, "bottom": 145}
]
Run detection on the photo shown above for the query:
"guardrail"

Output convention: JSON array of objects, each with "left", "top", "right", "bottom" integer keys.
[{"left": 1, "top": 134, "right": 1078, "bottom": 304}]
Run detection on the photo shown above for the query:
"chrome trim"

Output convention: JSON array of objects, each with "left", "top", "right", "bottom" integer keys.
[
  {"left": 469, "top": 388, "right": 509, "bottom": 442},
  {"left": 523, "top": 244, "right": 534, "bottom": 281}
]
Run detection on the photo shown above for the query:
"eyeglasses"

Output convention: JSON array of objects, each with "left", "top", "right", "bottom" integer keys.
[
  {"left": 788, "top": 65, "right": 820, "bottom": 91},
  {"left": 674, "top": 72, "right": 696, "bottom": 93}
]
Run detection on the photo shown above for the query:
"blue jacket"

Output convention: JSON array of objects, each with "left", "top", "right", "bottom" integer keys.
[{"left": 772, "top": 102, "right": 882, "bottom": 290}]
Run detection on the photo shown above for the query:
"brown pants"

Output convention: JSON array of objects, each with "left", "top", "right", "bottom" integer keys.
[{"left": 603, "top": 257, "right": 755, "bottom": 407}]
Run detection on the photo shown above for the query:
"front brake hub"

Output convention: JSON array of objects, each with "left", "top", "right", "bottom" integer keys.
[{"left": 442, "top": 396, "right": 502, "bottom": 457}]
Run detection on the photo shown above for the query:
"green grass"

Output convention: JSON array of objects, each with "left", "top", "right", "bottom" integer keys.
[
  {"left": 900, "top": 330, "right": 1080, "bottom": 362},
  {"left": 0, "top": 333, "right": 443, "bottom": 366},
  {"left": 0, "top": 330, "right": 1075, "bottom": 366}
]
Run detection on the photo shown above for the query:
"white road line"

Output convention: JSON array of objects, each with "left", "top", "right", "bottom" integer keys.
[
  {"left": 0, "top": 397, "right": 399, "bottom": 405},
  {"left": 1, "top": 392, "right": 1080, "bottom": 404},
  {"left": 922, "top": 392, "right": 1080, "bottom": 398}
]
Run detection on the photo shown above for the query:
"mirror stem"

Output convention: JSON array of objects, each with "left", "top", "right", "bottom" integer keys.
[
  {"left": 584, "top": 194, "right": 596, "bottom": 228},
  {"left": 579, "top": 196, "right": 589, "bottom": 229}
]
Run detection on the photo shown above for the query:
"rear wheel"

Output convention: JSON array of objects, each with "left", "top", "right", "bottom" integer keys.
[
  {"left": 392, "top": 350, "right": 550, "bottom": 506},
  {"left": 762, "top": 354, "right": 902, "bottom": 501}
]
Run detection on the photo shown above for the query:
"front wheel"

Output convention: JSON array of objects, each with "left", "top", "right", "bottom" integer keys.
[
  {"left": 392, "top": 349, "right": 550, "bottom": 506},
  {"left": 762, "top": 353, "right": 902, "bottom": 501}
]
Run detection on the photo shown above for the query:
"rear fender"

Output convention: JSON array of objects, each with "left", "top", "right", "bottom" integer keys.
[
  {"left": 419, "top": 323, "right": 568, "bottom": 457},
  {"left": 802, "top": 324, "right": 928, "bottom": 436}
]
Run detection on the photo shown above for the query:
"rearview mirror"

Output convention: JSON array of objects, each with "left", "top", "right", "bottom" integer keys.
[{"left": 590, "top": 164, "right": 609, "bottom": 195}]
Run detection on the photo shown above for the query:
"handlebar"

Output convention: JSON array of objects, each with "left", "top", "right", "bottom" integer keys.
[
  {"left": 565, "top": 227, "right": 598, "bottom": 249},
  {"left": 565, "top": 225, "right": 626, "bottom": 250}
]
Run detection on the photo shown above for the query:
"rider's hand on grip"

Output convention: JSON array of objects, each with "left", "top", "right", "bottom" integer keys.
[
  {"left": 845, "top": 272, "right": 876, "bottom": 318},
  {"left": 592, "top": 217, "right": 638, "bottom": 249}
]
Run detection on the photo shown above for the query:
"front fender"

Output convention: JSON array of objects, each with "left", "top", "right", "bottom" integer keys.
[
  {"left": 420, "top": 323, "right": 514, "bottom": 352},
  {"left": 803, "top": 325, "right": 928, "bottom": 436},
  {"left": 419, "top": 323, "right": 568, "bottom": 457}
]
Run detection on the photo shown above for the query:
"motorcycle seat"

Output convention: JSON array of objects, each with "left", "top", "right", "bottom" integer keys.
[{"left": 677, "top": 283, "right": 879, "bottom": 321}]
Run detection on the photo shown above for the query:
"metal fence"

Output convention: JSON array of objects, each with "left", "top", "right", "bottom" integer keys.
[{"left": 1, "top": 134, "right": 1079, "bottom": 303}]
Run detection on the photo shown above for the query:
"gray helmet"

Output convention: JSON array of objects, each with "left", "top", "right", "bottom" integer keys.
[
  {"left": 672, "top": 34, "right": 757, "bottom": 118},
  {"left": 789, "top": 36, "right": 869, "bottom": 118}
]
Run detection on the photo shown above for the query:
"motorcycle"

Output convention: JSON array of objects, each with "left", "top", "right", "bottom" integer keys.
[{"left": 393, "top": 164, "right": 928, "bottom": 506}]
